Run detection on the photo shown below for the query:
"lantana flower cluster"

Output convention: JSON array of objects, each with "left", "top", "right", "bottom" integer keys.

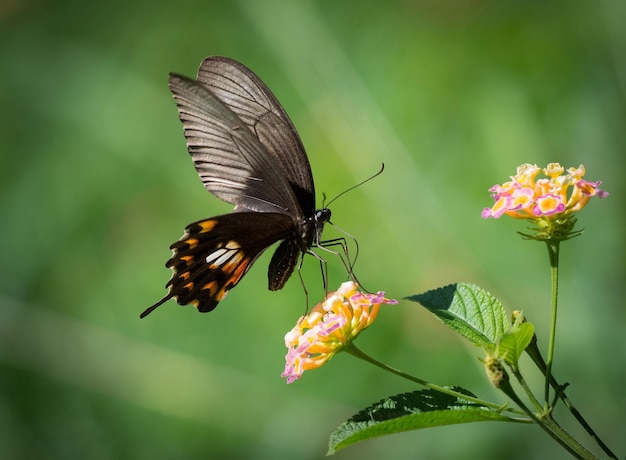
[
  {"left": 281, "top": 281, "right": 397, "bottom": 384},
  {"left": 482, "top": 163, "right": 608, "bottom": 240},
  {"left": 482, "top": 163, "right": 607, "bottom": 220}
]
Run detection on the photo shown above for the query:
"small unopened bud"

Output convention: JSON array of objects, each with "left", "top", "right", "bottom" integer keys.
[
  {"left": 512, "top": 310, "right": 525, "bottom": 323},
  {"left": 484, "top": 356, "right": 509, "bottom": 389}
]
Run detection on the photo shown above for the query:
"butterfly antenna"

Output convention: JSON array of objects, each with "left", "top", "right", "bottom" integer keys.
[
  {"left": 313, "top": 164, "right": 384, "bottom": 294},
  {"left": 324, "top": 163, "right": 385, "bottom": 208}
]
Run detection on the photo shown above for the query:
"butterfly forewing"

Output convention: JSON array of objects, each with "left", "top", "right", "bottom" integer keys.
[
  {"left": 196, "top": 57, "right": 315, "bottom": 215},
  {"left": 169, "top": 74, "right": 301, "bottom": 215}
]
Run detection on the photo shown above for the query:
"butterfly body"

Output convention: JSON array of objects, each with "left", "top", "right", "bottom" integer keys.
[
  {"left": 142, "top": 56, "right": 330, "bottom": 317},
  {"left": 268, "top": 208, "right": 331, "bottom": 291}
]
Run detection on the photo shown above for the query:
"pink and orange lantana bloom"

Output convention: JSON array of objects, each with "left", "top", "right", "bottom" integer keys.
[{"left": 282, "top": 281, "right": 397, "bottom": 384}]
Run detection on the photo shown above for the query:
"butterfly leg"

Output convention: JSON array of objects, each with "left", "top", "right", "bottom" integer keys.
[
  {"left": 325, "top": 221, "right": 361, "bottom": 271},
  {"left": 313, "top": 237, "right": 369, "bottom": 292},
  {"left": 295, "top": 254, "right": 312, "bottom": 312},
  {"left": 313, "top": 241, "right": 349, "bottom": 282}
]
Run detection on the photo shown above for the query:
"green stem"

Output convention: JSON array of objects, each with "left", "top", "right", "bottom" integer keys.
[
  {"left": 544, "top": 240, "right": 560, "bottom": 406},
  {"left": 343, "top": 343, "right": 525, "bottom": 417},
  {"left": 498, "top": 376, "right": 598, "bottom": 460},
  {"left": 346, "top": 343, "right": 596, "bottom": 458},
  {"left": 525, "top": 337, "right": 619, "bottom": 459},
  {"left": 510, "top": 367, "right": 543, "bottom": 412},
  {"left": 541, "top": 415, "right": 600, "bottom": 460}
]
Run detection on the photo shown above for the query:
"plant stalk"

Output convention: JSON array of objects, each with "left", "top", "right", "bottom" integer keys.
[
  {"left": 544, "top": 240, "right": 560, "bottom": 406},
  {"left": 343, "top": 343, "right": 525, "bottom": 416}
]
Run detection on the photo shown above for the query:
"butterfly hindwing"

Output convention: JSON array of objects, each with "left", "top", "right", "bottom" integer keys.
[
  {"left": 143, "top": 212, "right": 295, "bottom": 316},
  {"left": 268, "top": 238, "right": 301, "bottom": 291}
]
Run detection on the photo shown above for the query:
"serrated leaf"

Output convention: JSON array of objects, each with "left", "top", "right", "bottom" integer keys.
[
  {"left": 328, "top": 388, "right": 520, "bottom": 454},
  {"left": 406, "top": 283, "right": 510, "bottom": 347},
  {"left": 498, "top": 322, "right": 535, "bottom": 367}
]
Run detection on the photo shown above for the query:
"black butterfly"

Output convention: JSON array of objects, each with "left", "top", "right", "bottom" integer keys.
[{"left": 141, "top": 56, "right": 333, "bottom": 318}]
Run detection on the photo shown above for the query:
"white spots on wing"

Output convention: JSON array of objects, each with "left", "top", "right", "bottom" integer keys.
[
  {"left": 205, "top": 241, "right": 243, "bottom": 268},
  {"left": 205, "top": 248, "right": 227, "bottom": 264}
]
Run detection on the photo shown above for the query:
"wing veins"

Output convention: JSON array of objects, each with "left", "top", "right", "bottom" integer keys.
[{"left": 169, "top": 73, "right": 301, "bottom": 214}]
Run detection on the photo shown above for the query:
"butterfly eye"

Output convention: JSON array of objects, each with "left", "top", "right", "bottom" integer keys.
[{"left": 316, "top": 208, "right": 332, "bottom": 223}]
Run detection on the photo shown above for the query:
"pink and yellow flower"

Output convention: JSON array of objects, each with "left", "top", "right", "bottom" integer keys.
[
  {"left": 482, "top": 163, "right": 608, "bottom": 240},
  {"left": 482, "top": 163, "right": 607, "bottom": 220},
  {"left": 281, "top": 281, "right": 397, "bottom": 384}
]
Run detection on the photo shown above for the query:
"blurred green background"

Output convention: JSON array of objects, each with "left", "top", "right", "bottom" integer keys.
[{"left": 1, "top": 0, "right": 624, "bottom": 458}]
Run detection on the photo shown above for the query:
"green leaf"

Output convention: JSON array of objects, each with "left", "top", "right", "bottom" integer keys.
[
  {"left": 406, "top": 283, "right": 510, "bottom": 347},
  {"left": 498, "top": 322, "right": 535, "bottom": 368},
  {"left": 327, "top": 388, "right": 520, "bottom": 454}
]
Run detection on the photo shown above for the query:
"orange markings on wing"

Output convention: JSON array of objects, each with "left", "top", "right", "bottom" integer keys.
[
  {"left": 201, "top": 281, "right": 218, "bottom": 296},
  {"left": 230, "top": 258, "right": 250, "bottom": 284},
  {"left": 198, "top": 220, "right": 218, "bottom": 233},
  {"left": 185, "top": 238, "right": 199, "bottom": 248},
  {"left": 216, "top": 258, "right": 251, "bottom": 301},
  {"left": 221, "top": 250, "right": 245, "bottom": 274},
  {"left": 180, "top": 255, "right": 194, "bottom": 265}
]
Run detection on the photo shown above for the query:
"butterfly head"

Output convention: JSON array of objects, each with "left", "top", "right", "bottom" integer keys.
[{"left": 315, "top": 208, "right": 331, "bottom": 224}]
